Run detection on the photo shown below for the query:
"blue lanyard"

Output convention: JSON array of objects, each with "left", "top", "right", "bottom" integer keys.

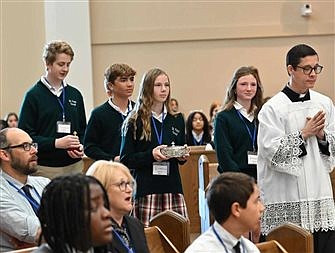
[
  {"left": 112, "top": 230, "right": 135, "bottom": 253},
  {"left": 6, "top": 180, "right": 41, "bottom": 211},
  {"left": 151, "top": 113, "right": 165, "bottom": 145},
  {"left": 120, "top": 102, "right": 131, "bottom": 121},
  {"left": 57, "top": 85, "right": 66, "bottom": 122},
  {"left": 193, "top": 136, "right": 203, "bottom": 145},
  {"left": 236, "top": 110, "right": 257, "bottom": 152},
  {"left": 212, "top": 226, "right": 245, "bottom": 253},
  {"left": 45, "top": 78, "right": 66, "bottom": 121}
]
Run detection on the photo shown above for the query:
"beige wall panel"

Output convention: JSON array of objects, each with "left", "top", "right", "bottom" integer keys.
[
  {"left": 90, "top": 1, "right": 334, "bottom": 44},
  {"left": 91, "top": 36, "right": 334, "bottom": 118},
  {"left": 90, "top": 1, "right": 334, "bottom": 118},
  {"left": 1, "top": 1, "right": 334, "bottom": 121},
  {"left": 1, "top": 2, "right": 45, "bottom": 118}
]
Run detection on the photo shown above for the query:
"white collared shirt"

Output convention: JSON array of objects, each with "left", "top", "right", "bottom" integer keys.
[
  {"left": 40, "top": 76, "right": 67, "bottom": 97},
  {"left": 184, "top": 221, "right": 260, "bottom": 253},
  {"left": 151, "top": 105, "right": 168, "bottom": 123},
  {"left": 1, "top": 170, "right": 41, "bottom": 202},
  {"left": 233, "top": 101, "right": 255, "bottom": 122},
  {"left": 108, "top": 98, "right": 133, "bottom": 116},
  {"left": 192, "top": 130, "right": 204, "bottom": 143}
]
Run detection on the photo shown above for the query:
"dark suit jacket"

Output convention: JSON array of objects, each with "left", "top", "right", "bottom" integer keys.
[{"left": 111, "top": 216, "right": 149, "bottom": 253}]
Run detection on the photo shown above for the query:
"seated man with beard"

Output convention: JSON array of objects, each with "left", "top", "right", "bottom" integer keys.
[{"left": 0, "top": 128, "right": 50, "bottom": 251}]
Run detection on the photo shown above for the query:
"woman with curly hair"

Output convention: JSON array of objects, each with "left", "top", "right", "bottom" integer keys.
[{"left": 185, "top": 110, "right": 211, "bottom": 146}]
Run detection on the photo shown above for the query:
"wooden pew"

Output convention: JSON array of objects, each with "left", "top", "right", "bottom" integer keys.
[
  {"left": 82, "top": 156, "right": 94, "bottom": 173},
  {"left": 256, "top": 240, "right": 288, "bottom": 253},
  {"left": 179, "top": 147, "right": 217, "bottom": 233},
  {"left": 7, "top": 247, "right": 38, "bottom": 253},
  {"left": 144, "top": 226, "right": 180, "bottom": 253},
  {"left": 266, "top": 223, "right": 313, "bottom": 253},
  {"left": 83, "top": 147, "right": 218, "bottom": 234},
  {"left": 149, "top": 210, "right": 190, "bottom": 253}
]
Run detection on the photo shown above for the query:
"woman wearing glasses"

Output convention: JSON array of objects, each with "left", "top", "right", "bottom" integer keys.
[{"left": 86, "top": 160, "right": 150, "bottom": 253}]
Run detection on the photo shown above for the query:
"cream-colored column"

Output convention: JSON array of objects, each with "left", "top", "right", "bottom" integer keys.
[{"left": 44, "top": 0, "right": 94, "bottom": 120}]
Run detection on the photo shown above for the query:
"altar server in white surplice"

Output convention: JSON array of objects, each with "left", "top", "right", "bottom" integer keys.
[{"left": 257, "top": 44, "right": 335, "bottom": 253}]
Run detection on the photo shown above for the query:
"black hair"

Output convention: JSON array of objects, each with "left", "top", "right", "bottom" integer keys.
[
  {"left": 38, "top": 174, "right": 110, "bottom": 253},
  {"left": 207, "top": 172, "right": 255, "bottom": 224},
  {"left": 185, "top": 111, "right": 211, "bottom": 146},
  {"left": 0, "top": 120, "right": 8, "bottom": 130},
  {"left": 286, "top": 44, "right": 318, "bottom": 69}
]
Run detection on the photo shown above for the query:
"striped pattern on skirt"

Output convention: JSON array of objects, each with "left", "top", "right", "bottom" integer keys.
[{"left": 132, "top": 193, "right": 188, "bottom": 227}]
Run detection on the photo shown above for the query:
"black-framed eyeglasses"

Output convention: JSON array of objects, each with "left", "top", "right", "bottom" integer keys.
[
  {"left": 296, "top": 64, "right": 323, "bottom": 75},
  {"left": 112, "top": 180, "right": 134, "bottom": 192},
  {"left": 2, "top": 142, "right": 38, "bottom": 151}
]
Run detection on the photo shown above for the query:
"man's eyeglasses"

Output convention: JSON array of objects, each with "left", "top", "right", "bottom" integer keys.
[
  {"left": 2, "top": 142, "right": 38, "bottom": 151},
  {"left": 112, "top": 180, "right": 135, "bottom": 192},
  {"left": 296, "top": 65, "right": 323, "bottom": 75}
]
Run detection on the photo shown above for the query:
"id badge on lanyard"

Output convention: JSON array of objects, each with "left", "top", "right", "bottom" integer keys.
[
  {"left": 153, "top": 162, "right": 170, "bottom": 176},
  {"left": 247, "top": 151, "right": 258, "bottom": 165},
  {"left": 56, "top": 84, "right": 71, "bottom": 133},
  {"left": 236, "top": 111, "right": 258, "bottom": 165},
  {"left": 56, "top": 121, "right": 71, "bottom": 134},
  {"left": 152, "top": 112, "right": 169, "bottom": 175}
]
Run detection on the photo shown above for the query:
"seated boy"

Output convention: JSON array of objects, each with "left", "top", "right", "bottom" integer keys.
[{"left": 185, "top": 172, "right": 264, "bottom": 253}]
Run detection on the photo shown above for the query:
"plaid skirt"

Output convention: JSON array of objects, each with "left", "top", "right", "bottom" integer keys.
[{"left": 132, "top": 193, "right": 188, "bottom": 227}]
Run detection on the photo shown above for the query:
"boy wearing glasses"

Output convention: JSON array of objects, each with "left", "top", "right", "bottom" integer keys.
[
  {"left": 0, "top": 128, "right": 50, "bottom": 251},
  {"left": 257, "top": 44, "right": 335, "bottom": 253}
]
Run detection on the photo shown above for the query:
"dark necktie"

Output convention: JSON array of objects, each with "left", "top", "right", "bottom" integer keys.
[
  {"left": 21, "top": 185, "right": 39, "bottom": 215},
  {"left": 233, "top": 241, "right": 241, "bottom": 253}
]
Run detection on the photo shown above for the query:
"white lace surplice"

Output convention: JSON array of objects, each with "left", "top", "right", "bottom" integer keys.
[{"left": 257, "top": 90, "right": 335, "bottom": 235}]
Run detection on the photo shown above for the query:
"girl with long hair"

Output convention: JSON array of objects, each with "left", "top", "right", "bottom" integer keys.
[
  {"left": 214, "top": 66, "right": 263, "bottom": 178},
  {"left": 120, "top": 68, "right": 188, "bottom": 227},
  {"left": 214, "top": 66, "right": 264, "bottom": 242}
]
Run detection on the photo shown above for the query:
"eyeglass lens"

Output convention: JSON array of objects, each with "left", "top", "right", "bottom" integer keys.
[
  {"left": 119, "top": 181, "right": 134, "bottom": 191},
  {"left": 299, "top": 65, "right": 323, "bottom": 75},
  {"left": 23, "top": 143, "right": 38, "bottom": 151}
]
